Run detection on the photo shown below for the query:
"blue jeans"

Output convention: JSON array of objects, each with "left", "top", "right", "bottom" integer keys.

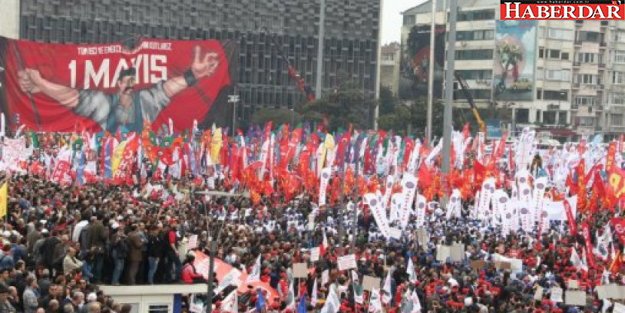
[
  {"left": 167, "top": 251, "right": 181, "bottom": 282},
  {"left": 147, "top": 257, "right": 159, "bottom": 284},
  {"left": 112, "top": 258, "right": 125, "bottom": 285},
  {"left": 92, "top": 255, "right": 104, "bottom": 283}
]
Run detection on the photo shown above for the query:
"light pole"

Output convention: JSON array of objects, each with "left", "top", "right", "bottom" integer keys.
[{"left": 228, "top": 94, "right": 240, "bottom": 136}]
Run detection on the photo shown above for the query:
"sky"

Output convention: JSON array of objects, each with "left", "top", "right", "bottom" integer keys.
[{"left": 382, "top": 0, "right": 427, "bottom": 44}]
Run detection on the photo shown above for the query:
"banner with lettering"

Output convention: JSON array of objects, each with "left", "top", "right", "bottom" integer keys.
[{"left": 0, "top": 37, "right": 237, "bottom": 132}]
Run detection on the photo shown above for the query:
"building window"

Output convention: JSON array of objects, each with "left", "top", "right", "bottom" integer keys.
[
  {"left": 549, "top": 49, "right": 560, "bottom": 59},
  {"left": 615, "top": 51, "right": 625, "bottom": 64},
  {"left": 455, "top": 49, "right": 493, "bottom": 60},
  {"left": 578, "top": 31, "right": 600, "bottom": 42},
  {"left": 516, "top": 108, "right": 529, "bottom": 123},
  {"left": 579, "top": 117, "right": 594, "bottom": 126},
  {"left": 544, "top": 90, "right": 568, "bottom": 100},
  {"left": 611, "top": 93, "right": 625, "bottom": 105},
  {"left": 545, "top": 70, "right": 570, "bottom": 82},
  {"left": 548, "top": 28, "right": 574, "bottom": 41},
  {"left": 456, "top": 70, "right": 492, "bottom": 80},
  {"left": 458, "top": 9, "right": 495, "bottom": 21},
  {"left": 577, "top": 53, "right": 597, "bottom": 63},
  {"left": 613, "top": 114, "right": 624, "bottom": 126},
  {"left": 454, "top": 89, "right": 491, "bottom": 100},
  {"left": 457, "top": 30, "right": 494, "bottom": 41},
  {"left": 576, "top": 74, "right": 597, "bottom": 84},
  {"left": 561, "top": 52, "right": 569, "bottom": 60},
  {"left": 559, "top": 111, "right": 568, "bottom": 125},
  {"left": 615, "top": 31, "right": 625, "bottom": 43},
  {"left": 543, "top": 111, "right": 557, "bottom": 125},
  {"left": 536, "top": 88, "right": 542, "bottom": 99},
  {"left": 403, "top": 15, "right": 415, "bottom": 26},
  {"left": 148, "top": 305, "right": 170, "bottom": 313},
  {"left": 576, "top": 96, "right": 596, "bottom": 106},
  {"left": 614, "top": 72, "right": 625, "bottom": 85},
  {"left": 539, "top": 48, "right": 544, "bottom": 58}
]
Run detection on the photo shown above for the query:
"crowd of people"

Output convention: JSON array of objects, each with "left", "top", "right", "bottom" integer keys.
[{"left": 0, "top": 127, "right": 622, "bottom": 313}]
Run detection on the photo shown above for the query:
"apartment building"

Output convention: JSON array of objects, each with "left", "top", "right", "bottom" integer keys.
[{"left": 401, "top": 0, "right": 625, "bottom": 138}]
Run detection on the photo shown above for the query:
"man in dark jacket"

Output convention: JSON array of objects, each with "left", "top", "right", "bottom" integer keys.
[
  {"left": 125, "top": 224, "right": 144, "bottom": 285},
  {"left": 87, "top": 213, "right": 108, "bottom": 283}
]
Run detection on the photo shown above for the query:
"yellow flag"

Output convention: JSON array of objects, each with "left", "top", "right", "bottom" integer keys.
[
  {"left": 210, "top": 128, "right": 223, "bottom": 164},
  {"left": 111, "top": 140, "right": 128, "bottom": 175},
  {"left": 0, "top": 182, "right": 7, "bottom": 218}
]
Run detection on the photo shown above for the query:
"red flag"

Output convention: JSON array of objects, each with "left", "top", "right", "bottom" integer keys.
[
  {"left": 563, "top": 198, "right": 577, "bottom": 236},
  {"left": 582, "top": 222, "right": 596, "bottom": 268},
  {"left": 612, "top": 217, "right": 625, "bottom": 245}
]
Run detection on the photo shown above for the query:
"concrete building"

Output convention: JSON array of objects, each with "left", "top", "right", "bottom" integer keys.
[
  {"left": 401, "top": 0, "right": 625, "bottom": 138},
  {"left": 0, "top": 0, "right": 20, "bottom": 39},
  {"left": 380, "top": 42, "right": 400, "bottom": 95},
  {"left": 17, "top": 0, "right": 381, "bottom": 126}
]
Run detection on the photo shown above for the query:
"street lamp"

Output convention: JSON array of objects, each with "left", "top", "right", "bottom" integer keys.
[{"left": 228, "top": 94, "right": 240, "bottom": 136}]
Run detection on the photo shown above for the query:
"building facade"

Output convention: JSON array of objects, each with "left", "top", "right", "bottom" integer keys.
[
  {"left": 17, "top": 0, "right": 380, "bottom": 126},
  {"left": 402, "top": 0, "right": 625, "bottom": 138},
  {"left": 380, "top": 42, "right": 400, "bottom": 95}
]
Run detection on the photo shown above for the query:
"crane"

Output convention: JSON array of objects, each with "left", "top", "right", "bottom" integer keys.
[
  {"left": 454, "top": 72, "right": 486, "bottom": 133},
  {"left": 267, "top": 33, "right": 316, "bottom": 102}
]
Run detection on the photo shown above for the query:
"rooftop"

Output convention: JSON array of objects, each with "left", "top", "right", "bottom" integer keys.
[{"left": 401, "top": 0, "right": 498, "bottom": 15}]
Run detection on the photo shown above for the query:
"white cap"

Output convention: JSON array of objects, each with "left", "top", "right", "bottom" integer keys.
[
  {"left": 87, "top": 293, "right": 97, "bottom": 302},
  {"left": 464, "top": 297, "right": 473, "bottom": 306},
  {"left": 111, "top": 222, "right": 120, "bottom": 230}
]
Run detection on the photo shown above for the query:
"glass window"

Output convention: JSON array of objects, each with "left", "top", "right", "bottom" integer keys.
[
  {"left": 148, "top": 305, "right": 169, "bottom": 313},
  {"left": 456, "top": 49, "right": 493, "bottom": 60},
  {"left": 561, "top": 52, "right": 569, "bottom": 60},
  {"left": 576, "top": 96, "right": 596, "bottom": 106},
  {"left": 549, "top": 49, "right": 560, "bottom": 59},
  {"left": 403, "top": 15, "right": 415, "bottom": 26},
  {"left": 613, "top": 114, "right": 624, "bottom": 126},
  {"left": 543, "top": 111, "right": 557, "bottom": 125},
  {"left": 615, "top": 51, "right": 625, "bottom": 64},
  {"left": 539, "top": 48, "right": 544, "bottom": 58},
  {"left": 614, "top": 72, "right": 625, "bottom": 85},
  {"left": 458, "top": 9, "right": 495, "bottom": 21},
  {"left": 544, "top": 90, "right": 568, "bottom": 100},
  {"left": 611, "top": 93, "right": 625, "bottom": 105}
]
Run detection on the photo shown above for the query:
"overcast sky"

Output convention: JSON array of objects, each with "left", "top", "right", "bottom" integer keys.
[{"left": 382, "top": 0, "right": 427, "bottom": 44}]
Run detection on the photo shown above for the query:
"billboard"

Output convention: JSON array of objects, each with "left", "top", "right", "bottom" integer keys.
[
  {"left": 399, "top": 25, "right": 446, "bottom": 100},
  {"left": 0, "top": 37, "right": 237, "bottom": 132},
  {"left": 493, "top": 20, "right": 537, "bottom": 102}
]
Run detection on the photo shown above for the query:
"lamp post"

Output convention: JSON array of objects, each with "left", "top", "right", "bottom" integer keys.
[{"left": 228, "top": 94, "right": 240, "bottom": 136}]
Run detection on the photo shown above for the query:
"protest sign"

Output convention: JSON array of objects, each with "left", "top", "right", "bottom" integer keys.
[
  {"left": 310, "top": 247, "right": 320, "bottom": 262},
  {"left": 550, "top": 287, "right": 563, "bottom": 303},
  {"left": 363, "top": 276, "right": 381, "bottom": 292},
  {"left": 338, "top": 254, "right": 358, "bottom": 271},
  {"left": 436, "top": 245, "right": 451, "bottom": 262},
  {"left": 565, "top": 290, "right": 586, "bottom": 306},
  {"left": 293, "top": 263, "right": 308, "bottom": 278}
]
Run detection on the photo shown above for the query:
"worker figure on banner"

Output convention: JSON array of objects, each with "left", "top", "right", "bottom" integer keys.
[{"left": 17, "top": 46, "right": 219, "bottom": 133}]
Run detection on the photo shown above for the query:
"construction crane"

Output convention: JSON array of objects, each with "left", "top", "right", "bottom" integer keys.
[
  {"left": 267, "top": 33, "right": 316, "bottom": 102},
  {"left": 454, "top": 72, "right": 486, "bottom": 133}
]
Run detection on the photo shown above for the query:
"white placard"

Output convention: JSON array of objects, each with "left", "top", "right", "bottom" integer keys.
[
  {"left": 310, "top": 247, "right": 320, "bottom": 262},
  {"left": 338, "top": 254, "right": 358, "bottom": 271},
  {"left": 534, "top": 286, "right": 543, "bottom": 301},
  {"left": 436, "top": 245, "right": 451, "bottom": 262},
  {"left": 565, "top": 290, "right": 586, "bottom": 306},
  {"left": 187, "top": 235, "right": 198, "bottom": 250},
  {"left": 551, "top": 287, "right": 563, "bottom": 303}
]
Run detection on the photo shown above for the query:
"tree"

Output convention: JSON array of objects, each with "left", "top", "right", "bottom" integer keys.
[
  {"left": 296, "top": 80, "right": 374, "bottom": 130},
  {"left": 251, "top": 108, "right": 300, "bottom": 126},
  {"left": 378, "top": 86, "right": 398, "bottom": 115}
]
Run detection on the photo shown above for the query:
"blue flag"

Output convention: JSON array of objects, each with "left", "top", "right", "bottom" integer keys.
[
  {"left": 297, "top": 295, "right": 307, "bottom": 313},
  {"left": 255, "top": 289, "right": 266, "bottom": 312}
]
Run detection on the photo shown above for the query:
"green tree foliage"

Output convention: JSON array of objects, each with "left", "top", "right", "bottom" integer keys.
[
  {"left": 297, "top": 80, "right": 374, "bottom": 130},
  {"left": 251, "top": 108, "right": 300, "bottom": 126}
]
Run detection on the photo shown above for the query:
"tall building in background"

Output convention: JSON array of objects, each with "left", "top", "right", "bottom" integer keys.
[
  {"left": 18, "top": 0, "right": 380, "bottom": 127},
  {"left": 402, "top": 0, "right": 625, "bottom": 139},
  {"left": 380, "top": 42, "right": 400, "bottom": 95}
]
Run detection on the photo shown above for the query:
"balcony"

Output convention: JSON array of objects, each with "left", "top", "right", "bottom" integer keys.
[
  {"left": 573, "top": 61, "right": 581, "bottom": 67},
  {"left": 571, "top": 104, "right": 579, "bottom": 110}
]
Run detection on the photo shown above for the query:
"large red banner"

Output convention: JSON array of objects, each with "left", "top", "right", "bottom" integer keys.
[{"left": 0, "top": 37, "right": 236, "bottom": 132}]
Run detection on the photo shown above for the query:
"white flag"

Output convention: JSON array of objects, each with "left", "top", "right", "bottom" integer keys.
[
  {"left": 311, "top": 278, "right": 318, "bottom": 307},
  {"left": 369, "top": 288, "right": 383, "bottom": 313},
  {"left": 246, "top": 255, "right": 261, "bottom": 283},
  {"left": 407, "top": 258, "right": 417, "bottom": 283},
  {"left": 382, "top": 270, "right": 393, "bottom": 305},
  {"left": 322, "top": 269, "right": 330, "bottom": 286},
  {"left": 320, "top": 285, "right": 340, "bottom": 313},
  {"left": 221, "top": 289, "right": 238, "bottom": 313},
  {"left": 410, "top": 290, "right": 422, "bottom": 313}
]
